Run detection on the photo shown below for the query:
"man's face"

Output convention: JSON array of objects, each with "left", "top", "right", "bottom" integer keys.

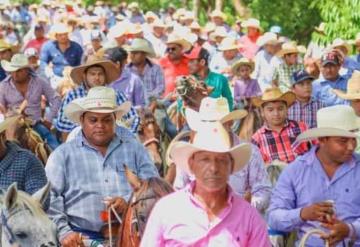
[
  {"left": 318, "top": 137, "right": 356, "bottom": 165},
  {"left": 189, "top": 151, "right": 233, "bottom": 192},
  {"left": 91, "top": 39, "right": 102, "bottom": 51},
  {"left": 321, "top": 63, "right": 340, "bottom": 81},
  {"left": 153, "top": 26, "right": 165, "bottom": 37},
  {"left": 261, "top": 101, "right": 288, "bottom": 127},
  {"left": 237, "top": 65, "right": 251, "bottom": 79},
  {"left": 34, "top": 28, "right": 45, "bottom": 39},
  {"left": 166, "top": 43, "right": 182, "bottom": 61},
  {"left": 212, "top": 17, "right": 223, "bottom": 26},
  {"left": 247, "top": 27, "right": 259, "bottom": 37},
  {"left": 11, "top": 68, "right": 29, "bottom": 83},
  {"left": 351, "top": 99, "right": 360, "bottom": 117},
  {"left": 55, "top": 32, "right": 69, "bottom": 44},
  {"left": 188, "top": 58, "right": 203, "bottom": 75},
  {"left": 223, "top": 49, "right": 238, "bottom": 61},
  {"left": 0, "top": 49, "right": 12, "bottom": 61},
  {"left": 84, "top": 66, "right": 106, "bottom": 87},
  {"left": 130, "top": 51, "right": 146, "bottom": 66},
  {"left": 81, "top": 112, "right": 116, "bottom": 147},
  {"left": 292, "top": 79, "right": 313, "bottom": 100},
  {"left": 283, "top": 53, "right": 298, "bottom": 66},
  {"left": 264, "top": 44, "right": 277, "bottom": 55}
]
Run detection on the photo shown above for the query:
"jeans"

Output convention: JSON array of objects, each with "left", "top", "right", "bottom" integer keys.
[{"left": 33, "top": 122, "right": 60, "bottom": 150}]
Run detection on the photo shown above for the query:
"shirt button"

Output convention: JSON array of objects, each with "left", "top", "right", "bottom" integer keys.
[{"left": 105, "top": 179, "right": 109, "bottom": 183}]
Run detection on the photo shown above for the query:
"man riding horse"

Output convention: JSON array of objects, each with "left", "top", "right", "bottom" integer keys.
[{"left": 45, "top": 87, "right": 159, "bottom": 246}]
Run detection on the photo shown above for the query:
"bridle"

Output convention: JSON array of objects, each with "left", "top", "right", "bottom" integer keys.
[{"left": 1, "top": 209, "right": 18, "bottom": 245}]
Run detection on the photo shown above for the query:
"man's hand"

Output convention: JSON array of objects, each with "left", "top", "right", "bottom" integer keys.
[
  {"left": 321, "top": 218, "right": 350, "bottom": 246},
  {"left": 104, "top": 196, "right": 128, "bottom": 215},
  {"left": 41, "top": 119, "right": 52, "bottom": 130},
  {"left": 61, "top": 232, "right": 84, "bottom": 247},
  {"left": 300, "top": 201, "right": 334, "bottom": 222}
]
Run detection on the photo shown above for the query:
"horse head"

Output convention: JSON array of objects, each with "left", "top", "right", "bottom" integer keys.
[
  {"left": 0, "top": 182, "right": 58, "bottom": 247},
  {"left": 118, "top": 165, "right": 174, "bottom": 247},
  {"left": 175, "top": 75, "right": 213, "bottom": 111}
]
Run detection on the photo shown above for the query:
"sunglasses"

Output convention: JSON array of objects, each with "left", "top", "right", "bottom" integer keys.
[{"left": 166, "top": 46, "right": 179, "bottom": 53}]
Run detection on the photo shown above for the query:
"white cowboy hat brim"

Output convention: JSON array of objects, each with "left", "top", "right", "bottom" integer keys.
[
  {"left": 65, "top": 100, "right": 131, "bottom": 124},
  {"left": 296, "top": 127, "right": 360, "bottom": 143},
  {"left": 333, "top": 89, "right": 360, "bottom": 100},
  {"left": 1, "top": 60, "right": 30, "bottom": 72},
  {"left": 218, "top": 44, "right": 242, "bottom": 51},
  {"left": 166, "top": 39, "right": 192, "bottom": 52},
  {"left": 185, "top": 108, "right": 248, "bottom": 131},
  {"left": 276, "top": 48, "right": 299, "bottom": 57},
  {"left": 170, "top": 141, "right": 252, "bottom": 175},
  {"left": 70, "top": 60, "right": 120, "bottom": 85}
]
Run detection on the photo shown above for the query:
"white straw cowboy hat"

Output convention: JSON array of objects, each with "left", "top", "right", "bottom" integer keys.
[
  {"left": 211, "top": 26, "right": 228, "bottom": 39},
  {"left": 331, "top": 38, "right": 352, "bottom": 54},
  {"left": 210, "top": 10, "right": 226, "bottom": 20},
  {"left": 49, "top": 23, "right": 71, "bottom": 37},
  {"left": 231, "top": 57, "right": 255, "bottom": 73},
  {"left": 333, "top": 71, "right": 360, "bottom": 100},
  {"left": 64, "top": 86, "right": 131, "bottom": 124},
  {"left": 256, "top": 32, "right": 279, "bottom": 47},
  {"left": 276, "top": 41, "right": 299, "bottom": 57},
  {"left": 296, "top": 105, "right": 360, "bottom": 143},
  {"left": 152, "top": 19, "right": 166, "bottom": 28},
  {"left": 242, "top": 18, "right": 261, "bottom": 30},
  {"left": 314, "top": 22, "right": 326, "bottom": 34},
  {"left": 218, "top": 37, "right": 242, "bottom": 51},
  {"left": 252, "top": 87, "right": 296, "bottom": 108},
  {"left": 70, "top": 56, "right": 120, "bottom": 85},
  {"left": 1, "top": 54, "right": 31, "bottom": 72},
  {"left": 127, "top": 38, "right": 156, "bottom": 58},
  {"left": 166, "top": 33, "right": 192, "bottom": 52},
  {"left": 185, "top": 97, "right": 248, "bottom": 131},
  {"left": 170, "top": 121, "right": 252, "bottom": 175}
]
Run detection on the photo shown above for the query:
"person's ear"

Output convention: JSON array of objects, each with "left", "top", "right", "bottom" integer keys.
[
  {"left": 188, "top": 155, "right": 195, "bottom": 174},
  {"left": 199, "top": 59, "right": 206, "bottom": 67}
]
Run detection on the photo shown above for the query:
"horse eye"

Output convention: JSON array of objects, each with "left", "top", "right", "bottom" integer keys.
[{"left": 15, "top": 232, "right": 28, "bottom": 239}]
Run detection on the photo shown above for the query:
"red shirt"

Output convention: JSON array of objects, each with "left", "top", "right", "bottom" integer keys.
[
  {"left": 239, "top": 34, "right": 260, "bottom": 60},
  {"left": 24, "top": 38, "right": 49, "bottom": 53},
  {"left": 251, "top": 120, "right": 310, "bottom": 164},
  {"left": 159, "top": 55, "right": 189, "bottom": 97}
]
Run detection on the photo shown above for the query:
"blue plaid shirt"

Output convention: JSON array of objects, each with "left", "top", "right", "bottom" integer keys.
[
  {"left": 55, "top": 84, "right": 140, "bottom": 133},
  {"left": 45, "top": 128, "right": 159, "bottom": 239},
  {"left": 0, "top": 142, "right": 48, "bottom": 199}
]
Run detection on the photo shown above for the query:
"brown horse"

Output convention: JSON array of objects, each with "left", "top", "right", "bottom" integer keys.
[
  {"left": 117, "top": 166, "right": 174, "bottom": 247},
  {"left": 237, "top": 98, "right": 263, "bottom": 141}
]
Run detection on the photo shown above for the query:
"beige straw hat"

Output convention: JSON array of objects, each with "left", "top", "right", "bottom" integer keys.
[
  {"left": 276, "top": 42, "right": 299, "bottom": 57},
  {"left": 127, "top": 38, "right": 156, "bottom": 58},
  {"left": 252, "top": 87, "right": 296, "bottom": 108},
  {"left": 1, "top": 54, "right": 31, "bottom": 72},
  {"left": 333, "top": 71, "right": 360, "bottom": 100},
  {"left": 166, "top": 33, "right": 192, "bottom": 52},
  {"left": 218, "top": 37, "right": 242, "bottom": 51}
]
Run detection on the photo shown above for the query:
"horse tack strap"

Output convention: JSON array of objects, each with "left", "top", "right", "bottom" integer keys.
[
  {"left": 1, "top": 210, "right": 16, "bottom": 244},
  {"left": 143, "top": 138, "right": 160, "bottom": 147}
]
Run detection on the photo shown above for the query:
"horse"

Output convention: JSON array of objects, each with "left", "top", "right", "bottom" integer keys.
[
  {"left": 236, "top": 98, "right": 263, "bottom": 141},
  {"left": 0, "top": 182, "right": 58, "bottom": 247},
  {"left": 117, "top": 166, "right": 174, "bottom": 247}
]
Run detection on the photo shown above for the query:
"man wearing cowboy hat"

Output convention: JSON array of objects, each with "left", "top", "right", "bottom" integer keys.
[
  {"left": 238, "top": 18, "right": 262, "bottom": 60},
  {"left": 23, "top": 24, "right": 48, "bottom": 54},
  {"left": 251, "top": 87, "right": 310, "bottom": 164},
  {"left": 254, "top": 32, "right": 280, "bottom": 91},
  {"left": 0, "top": 115, "right": 48, "bottom": 203},
  {"left": 145, "top": 19, "right": 167, "bottom": 57},
  {"left": 141, "top": 121, "right": 270, "bottom": 246},
  {"left": 0, "top": 53, "right": 61, "bottom": 150},
  {"left": 272, "top": 41, "right": 304, "bottom": 92},
  {"left": 46, "top": 86, "right": 159, "bottom": 246},
  {"left": 331, "top": 38, "right": 360, "bottom": 77},
  {"left": 56, "top": 56, "right": 140, "bottom": 140},
  {"left": 128, "top": 2, "right": 145, "bottom": 24},
  {"left": 159, "top": 33, "right": 191, "bottom": 99},
  {"left": 312, "top": 50, "right": 349, "bottom": 107},
  {"left": 210, "top": 9, "right": 230, "bottom": 31},
  {"left": 269, "top": 105, "right": 360, "bottom": 246},
  {"left": 0, "top": 40, "right": 16, "bottom": 81},
  {"left": 40, "top": 23, "right": 83, "bottom": 87},
  {"left": 185, "top": 46, "right": 234, "bottom": 111},
  {"left": 125, "top": 38, "right": 165, "bottom": 103},
  {"left": 209, "top": 37, "right": 243, "bottom": 78},
  {"left": 174, "top": 97, "right": 272, "bottom": 213}
]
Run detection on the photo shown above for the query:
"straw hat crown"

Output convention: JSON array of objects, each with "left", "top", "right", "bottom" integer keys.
[
  {"left": 127, "top": 38, "right": 156, "bottom": 58},
  {"left": 218, "top": 37, "right": 241, "bottom": 51},
  {"left": 252, "top": 87, "right": 296, "bottom": 107},
  {"left": 333, "top": 71, "right": 360, "bottom": 100},
  {"left": 1, "top": 54, "right": 30, "bottom": 72}
]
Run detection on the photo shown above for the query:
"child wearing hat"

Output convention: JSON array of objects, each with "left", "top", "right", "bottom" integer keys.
[
  {"left": 251, "top": 88, "right": 310, "bottom": 164},
  {"left": 288, "top": 69, "right": 325, "bottom": 128},
  {"left": 232, "top": 58, "right": 261, "bottom": 106}
]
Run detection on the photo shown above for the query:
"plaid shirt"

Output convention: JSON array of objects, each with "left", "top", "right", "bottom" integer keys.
[
  {"left": 55, "top": 84, "right": 140, "bottom": 133},
  {"left": 251, "top": 120, "right": 310, "bottom": 164},
  {"left": 45, "top": 128, "right": 159, "bottom": 239},
  {"left": 272, "top": 63, "right": 304, "bottom": 92},
  {"left": 288, "top": 99, "right": 325, "bottom": 128}
]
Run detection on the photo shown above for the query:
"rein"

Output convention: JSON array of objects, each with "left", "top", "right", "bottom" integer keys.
[
  {"left": 1, "top": 208, "right": 30, "bottom": 245},
  {"left": 107, "top": 205, "right": 122, "bottom": 247},
  {"left": 142, "top": 137, "right": 160, "bottom": 147}
]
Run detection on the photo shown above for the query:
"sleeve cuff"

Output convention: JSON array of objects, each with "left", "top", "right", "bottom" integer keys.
[
  {"left": 58, "top": 225, "right": 73, "bottom": 241},
  {"left": 289, "top": 207, "right": 305, "bottom": 226}
]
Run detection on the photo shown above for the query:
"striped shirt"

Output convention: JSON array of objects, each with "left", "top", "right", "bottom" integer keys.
[
  {"left": 251, "top": 120, "right": 310, "bottom": 164},
  {"left": 45, "top": 128, "right": 159, "bottom": 240},
  {"left": 55, "top": 84, "right": 140, "bottom": 133},
  {"left": 288, "top": 99, "right": 325, "bottom": 128},
  {"left": 272, "top": 63, "right": 304, "bottom": 92}
]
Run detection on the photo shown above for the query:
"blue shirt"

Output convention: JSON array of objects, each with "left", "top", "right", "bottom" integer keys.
[
  {"left": 268, "top": 146, "right": 360, "bottom": 246},
  {"left": 45, "top": 129, "right": 159, "bottom": 239},
  {"left": 0, "top": 66, "right": 7, "bottom": 82},
  {"left": 56, "top": 83, "right": 140, "bottom": 133},
  {"left": 312, "top": 75, "right": 350, "bottom": 106},
  {"left": 40, "top": 40, "right": 83, "bottom": 77}
]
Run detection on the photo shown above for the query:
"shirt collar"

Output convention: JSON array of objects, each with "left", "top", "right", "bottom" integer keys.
[
  {"left": 320, "top": 75, "right": 345, "bottom": 84},
  {"left": 261, "top": 119, "right": 292, "bottom": 133}
]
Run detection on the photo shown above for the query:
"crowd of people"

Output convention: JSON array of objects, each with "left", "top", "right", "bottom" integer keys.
[{"left": 0, "top": 0, "right": 360, "bottom": 246}]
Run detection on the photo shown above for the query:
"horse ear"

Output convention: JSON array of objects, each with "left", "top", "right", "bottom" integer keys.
[
  {"left": 4, "top": 183, "right": 18, "bottom": 210},
  {"left": 32, "top": 182, "right": 51, "bottom": 207},
  {"left": 206, "top": 86, "right": 214, "bottom": 95},
  {"left": 123, "top": 164, "right": 142, "bottom": 192}
]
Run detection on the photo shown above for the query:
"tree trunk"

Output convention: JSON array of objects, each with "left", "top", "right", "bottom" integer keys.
[
  {"left": 215, "top": 0, "right": 223, "bottom": 11},
  {"left": 193, "top": 0, "right": 200, "bottom": 20},
  {"left": 232, "top": 0, "right": 251, "bottom": 18}
]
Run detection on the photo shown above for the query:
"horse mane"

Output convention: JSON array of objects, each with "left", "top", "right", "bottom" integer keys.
[{"left": 146, "top": 177, "right": 174, "bottom": 197}]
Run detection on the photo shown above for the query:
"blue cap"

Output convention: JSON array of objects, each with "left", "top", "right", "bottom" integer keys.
[
  {"left": 291, "top": 69, "right": 315, "bottom": 85},
  {"left": 270, "top": 25, "right": 281, "bottom": 34}
]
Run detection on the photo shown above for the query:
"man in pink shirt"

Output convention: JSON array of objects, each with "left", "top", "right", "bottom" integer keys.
[
  {"left": 239, "top": 18, "right": 261, "bottom": 60},
  {"left": 140, "top": 122, "right": 271, "bottom": 246},
  {"left": 23, "top": 25, "right": 48, "bottom": 53}
]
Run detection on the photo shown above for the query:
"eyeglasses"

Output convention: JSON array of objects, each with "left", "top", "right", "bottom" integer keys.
[{"left": 166, "top": 47, "right": 178, "bottom": 53}]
